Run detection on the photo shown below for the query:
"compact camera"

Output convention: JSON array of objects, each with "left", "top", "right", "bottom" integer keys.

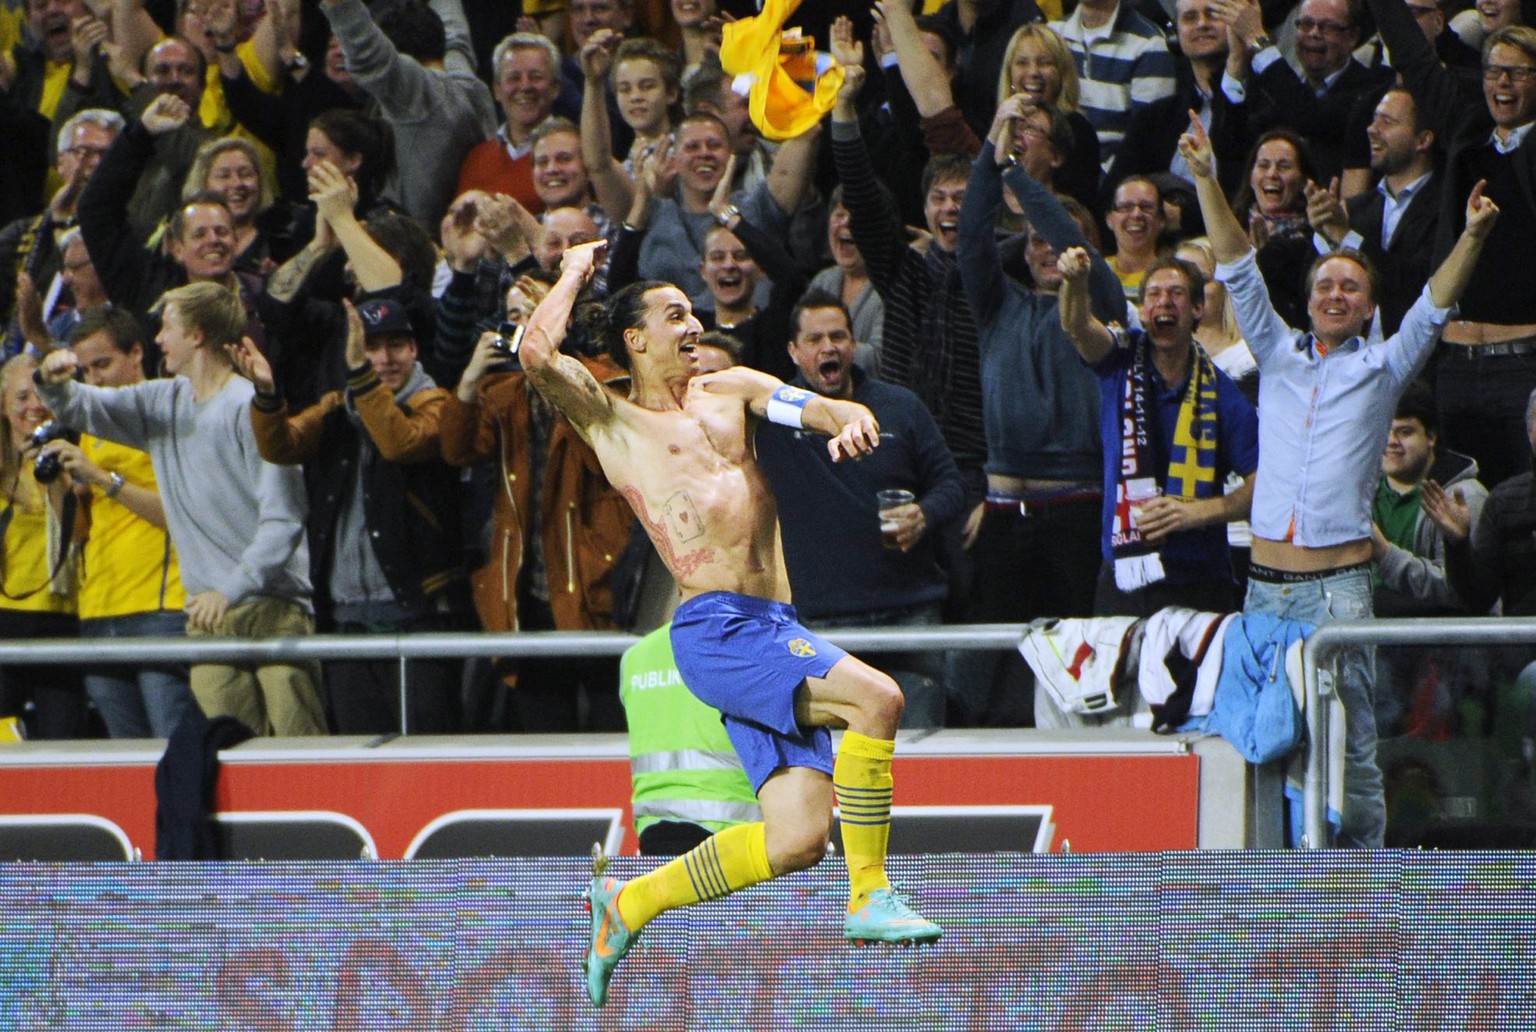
[
  {"left": 490, "top": 321, "right": 524, "bottom": 355},
  {"left": 30, "top": 421, "right": 80, "bottom": 484}
]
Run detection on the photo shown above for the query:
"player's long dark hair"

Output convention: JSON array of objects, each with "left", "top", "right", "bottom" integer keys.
[{"left": 593, "top": 280, "right": 669, "bottom": 370}]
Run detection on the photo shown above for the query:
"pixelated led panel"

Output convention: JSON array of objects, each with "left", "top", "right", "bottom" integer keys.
[{"left": 3, "top": 854, "right": 1536, "bottom": 1029}]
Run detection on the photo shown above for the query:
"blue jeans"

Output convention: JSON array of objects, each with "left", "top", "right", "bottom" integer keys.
[
  {"left": 1245, "top": 567, "right": 1382, "bottom": 848},
  {"left": 81, "top": 611, "right": 194, "bottom": 739}
]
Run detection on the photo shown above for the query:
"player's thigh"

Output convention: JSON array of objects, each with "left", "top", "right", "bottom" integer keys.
[{"left": 796, "top": 655, "right": 901, "bottom": 727}]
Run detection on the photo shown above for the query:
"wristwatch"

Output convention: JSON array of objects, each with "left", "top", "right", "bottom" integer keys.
[
  {"left": 1250, "top": 33, "right": 1274, "bottom": 52},
  {"left": 287, "top": 53, "right": 310, "bottom": 73},
  {"left": 715, "top": 204, "right": 741, "bottom": 227},
  {"left": 104, "top": 472, "right": 125, "bottom": 499}
]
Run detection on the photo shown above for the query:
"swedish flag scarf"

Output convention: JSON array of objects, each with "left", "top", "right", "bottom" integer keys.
[{"left": 1111, "top": 336, "right": 1221, "bottom": 590}]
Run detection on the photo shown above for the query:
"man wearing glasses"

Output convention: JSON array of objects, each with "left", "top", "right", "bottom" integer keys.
[
  {"left": 1239, "top": 0, "right": 1393, "bottom": 180},
  {"left": 1370, "top": 0, "right": 1536, "bottom": 490}
]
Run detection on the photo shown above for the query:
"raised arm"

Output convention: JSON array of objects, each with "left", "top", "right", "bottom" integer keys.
[
  {"left": 579, "top": 30, "right": 635, "bottom": 222},
  {"left": 1179, "top": 112, "right": 1249, "bottom": 264},
  {"left": 763, "top": 121, "right": 821, "bottom": 219},
  {"left": 700, "top": 366, "right": 882, "bottom": 463},
  {"left": 1056, "top": 247, "right": 1116, "bottom": 364},
  {"left": 312, "top": 160, "right": 402, "bottom": 292},
  {"left": 875, "top": 2, "right": 954, "bottom": 120},
  {"left": 520, "top": 241, "right": 618, "bottom": 436}
]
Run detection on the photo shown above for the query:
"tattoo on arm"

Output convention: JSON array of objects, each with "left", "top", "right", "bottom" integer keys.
[
  {"left": 267, "top": 244, "right": 325, "bottom": 302},
  {"left": 623, "top": 486, "right": 715, "bottom": 578}
]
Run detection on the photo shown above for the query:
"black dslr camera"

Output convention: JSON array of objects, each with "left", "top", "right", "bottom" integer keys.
[{"left": 31, "top": 421, "right": 80, "bottom": 484}]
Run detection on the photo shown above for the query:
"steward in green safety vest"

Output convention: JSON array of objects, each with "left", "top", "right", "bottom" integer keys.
[{"left": 619, "top": 625, "right": 762, "bottom": 855}]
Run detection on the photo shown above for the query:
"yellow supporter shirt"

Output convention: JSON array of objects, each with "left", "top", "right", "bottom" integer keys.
[
  {"left": 0, "top": 471, "right": 76, "bottom": 616},
  {"left": 198, "top": 41, "right": 281, "bottom": 189},
  {"left": 77, "top": 435, "right": 184, "bottom": 621}
]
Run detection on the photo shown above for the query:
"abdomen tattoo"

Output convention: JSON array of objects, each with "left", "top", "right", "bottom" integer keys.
[{"left": 623, "top": 486, "right": 716, "bottom": 578}]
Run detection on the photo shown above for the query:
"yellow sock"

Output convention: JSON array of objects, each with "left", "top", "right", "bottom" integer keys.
[
  {"left": 834, "top": 731, "right": 895, "bottom": 911},
  {"left": 616, "top": 821, "right": 773, "bottom": 932}
]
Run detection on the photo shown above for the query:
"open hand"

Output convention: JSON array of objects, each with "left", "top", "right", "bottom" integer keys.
[
  {"left": 225, "top": 336, "right": 275, "bottom": 395},
  {"left": 1421, "top": 479, "right": 1472, "bottom": 543},
  {"left": 1304, "top": 177, "right": 1348, "bottom": 244},
  {"left": 185, "top": 589, "right": 230, "bottom": 633}
]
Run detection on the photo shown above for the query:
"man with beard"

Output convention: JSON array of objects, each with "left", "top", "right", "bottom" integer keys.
[
  {"left": 755, "top": 290, "right": 965, "bottom": 729},
  {"left": 1307, "top": 86, "right": 1442, "bottom": 336},
  {"left": 513, "top": 244, "right": 939, "bottom": 1010},
  {"left": 1367, "top": 1, "right": 1536, "bottom": 489}
]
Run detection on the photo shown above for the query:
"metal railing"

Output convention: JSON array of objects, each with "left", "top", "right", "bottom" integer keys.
[
  {"left": 0, "top": 624, "right": 1027, "bottom": 735},
  {"left": 35, "top": 617, "right": 1533, "bottom": 848},
  {"left": 1301, "top": 616, "right": 1536, "bottom": 849}
]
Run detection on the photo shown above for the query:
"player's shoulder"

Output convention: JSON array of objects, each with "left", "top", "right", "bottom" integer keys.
[{"left": 693, "top": 366, "right": 780, "bottom": 396}]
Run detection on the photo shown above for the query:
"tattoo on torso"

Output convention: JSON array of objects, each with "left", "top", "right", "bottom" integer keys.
[{"left": 624, "top": 486, "right": 715, "bottom": 578}]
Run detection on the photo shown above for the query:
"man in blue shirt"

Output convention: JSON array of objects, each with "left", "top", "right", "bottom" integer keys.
[
  {"left": 1058, "top": 251, "right": 1258, "bottom": 617},
  {"left": 1180, "top": 115, "right": 1499, "bottom": 847}
]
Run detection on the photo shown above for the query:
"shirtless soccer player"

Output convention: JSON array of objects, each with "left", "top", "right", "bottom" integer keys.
[{"left": 515, "top": 242, "right": 942, "bottom": 1007}]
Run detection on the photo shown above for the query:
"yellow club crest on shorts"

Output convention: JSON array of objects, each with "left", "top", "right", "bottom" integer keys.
[{"left": 787, "top": 638, "right": 817, "bottom": 658}]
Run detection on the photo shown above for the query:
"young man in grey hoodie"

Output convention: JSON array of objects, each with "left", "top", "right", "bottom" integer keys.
[{"left": 37, "top": 281, "right": 325, "bottom": 736}]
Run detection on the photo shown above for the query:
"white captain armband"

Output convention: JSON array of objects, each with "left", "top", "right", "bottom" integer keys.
[{"left": 765, "top": 384, "right": 813, "bottom": 428}]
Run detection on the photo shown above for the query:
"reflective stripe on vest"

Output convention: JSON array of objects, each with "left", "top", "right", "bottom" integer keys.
[
  {"left": 633, "top": 799, "right": 764, "bottom": 824},
  {"left": 630, "top": 749, "right": 745, "bottom": 776}
]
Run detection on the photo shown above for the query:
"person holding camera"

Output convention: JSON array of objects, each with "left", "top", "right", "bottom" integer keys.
[
  {"left": 0, "top": 351, "right": 86, "bottom": 739},
  {"left": 439, "top": 274, "right": 634, "bottom": 733},
  {"left": 230, "top": 297, "right": 470, "bottom": 735},
  {"left": 38, "top": 308, "right": 195, "bottom": 740}
]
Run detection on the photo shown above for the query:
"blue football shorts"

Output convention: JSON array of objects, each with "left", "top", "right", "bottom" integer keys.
[{"left": 670, "top": 591, "right": 847, "bottom": 791}]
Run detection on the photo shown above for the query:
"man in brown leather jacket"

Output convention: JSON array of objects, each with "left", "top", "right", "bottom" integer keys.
[{"left": 440, "top": 291, "right": 634, "bottom": 731}]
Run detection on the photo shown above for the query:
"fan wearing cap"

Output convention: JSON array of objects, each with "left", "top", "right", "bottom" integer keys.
[{"left": 230, "top": 296, "right": 470, "bottom": 735}]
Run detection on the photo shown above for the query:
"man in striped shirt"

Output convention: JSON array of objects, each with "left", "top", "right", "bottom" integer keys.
[{"left": 1051, "top": 0, "right": 1177, "bottom": 169}]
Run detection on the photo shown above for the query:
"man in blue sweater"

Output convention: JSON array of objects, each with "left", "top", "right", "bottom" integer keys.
[{"left": 755, "top": 290, "right": 967, "bottom": 728}]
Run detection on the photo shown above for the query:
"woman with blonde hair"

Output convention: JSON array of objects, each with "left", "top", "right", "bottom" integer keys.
[
  {"left": 995, "top": 23, "right": 1102, "bottom": 210},
  {"left": 1175, "top": 236, "right": 1257, "bottom": 401},
  {"left": 0, "top": 353, "right": 86, "bottom": 738},
  {"left": 181, "top": 135, "right": 291, "bottom": 274}
]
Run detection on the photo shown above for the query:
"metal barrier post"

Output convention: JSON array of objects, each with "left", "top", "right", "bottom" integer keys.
[{"left": 1302, "top": 616, "right": 1536, "bottom": 848}]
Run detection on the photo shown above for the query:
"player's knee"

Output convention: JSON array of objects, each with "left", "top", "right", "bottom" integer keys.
[
  {"left": 776, "top": 828, "right": 830, "bottom": 873},
  {"left": 858, "top": 669, "right": 904, "bottom": 728}
]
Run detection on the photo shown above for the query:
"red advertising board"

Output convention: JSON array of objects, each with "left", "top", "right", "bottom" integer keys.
[{"left": 0, "top": 731, "right": 1202, "bottom": 858}]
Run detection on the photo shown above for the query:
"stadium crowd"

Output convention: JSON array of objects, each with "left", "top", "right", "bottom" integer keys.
[{"left": 1, "top": 0, "right": 1533, "bottom": 785}]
